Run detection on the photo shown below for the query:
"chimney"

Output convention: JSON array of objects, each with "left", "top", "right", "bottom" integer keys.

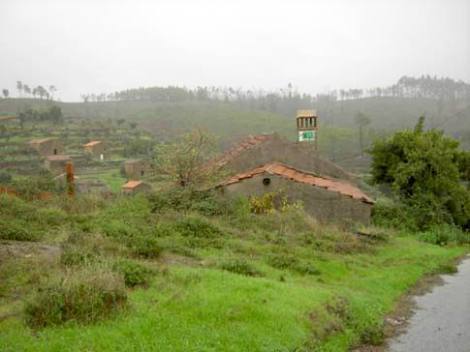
[{"left": 296, "top": 109, "right": 318, "bottom": 150}]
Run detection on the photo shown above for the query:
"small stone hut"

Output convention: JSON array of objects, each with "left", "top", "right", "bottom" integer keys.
[
  {"left": 28, "top": 138, "right": 63, "bottom": 157},
  {"left": 122, "top": 159, "right": 153, "bottom": 179},
  {"left": 217, "top": 162, "right": 374, "bottom": 226},
  {"left": 83, "top": 141, "right": 105, "bottom": 158},
  {"left": 121, "top": 180, "right": 152, "bottom": 195},
  {"left": 44, "top": 155, "right": 71, "bottom": 173},
  {"left": 209, "top": 133, "right": 354, "bottom": 182}
]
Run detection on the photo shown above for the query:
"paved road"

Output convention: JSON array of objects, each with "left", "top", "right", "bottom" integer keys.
[{"left": 388, "top": 258, "right": 470, "bottom": 352}]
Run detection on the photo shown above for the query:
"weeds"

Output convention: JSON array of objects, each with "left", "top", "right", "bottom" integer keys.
[{"left": 24, "top": 269, "right": 127, "bottom": 328}]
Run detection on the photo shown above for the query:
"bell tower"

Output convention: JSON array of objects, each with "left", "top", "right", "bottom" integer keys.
[{"left": 296, "top": 109, "right": 318, "bottom": 150}]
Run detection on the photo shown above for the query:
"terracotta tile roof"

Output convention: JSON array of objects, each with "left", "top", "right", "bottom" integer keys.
[
  {"left": 296, "top": 109, "right": 317, "bottom": 118},
  {"left": 219, "top": 162, "right": 374, "bottom": 204},
  {"left": 122, "top": 180, "right": 143, "bottom": 189},
  {"left": 211, "top": 134, "right": 275, "bottom": 168},
  {"left": 45, "top": 155, "right": 70, "bottom": 161},
  {"left": 83, "top": 141, "right": 102, "bottom": 147}
]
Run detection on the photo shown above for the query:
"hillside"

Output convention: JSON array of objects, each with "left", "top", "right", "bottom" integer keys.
[{"left": 1, "top": 96, "right": 469, "bottom": 172}]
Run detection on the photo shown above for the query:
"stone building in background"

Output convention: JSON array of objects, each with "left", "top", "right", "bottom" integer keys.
[
  {"left": 28, "top": 138, "right": 63, "bottom": 157},
  {"left": 122, "top": 159, "right": 153, "bottom": 179},
  {"left": 83, "top": 140, "right": 105, "bottom": 160},
  {"left": 44, "top": 155, "right": 71, "bottom": 174}
]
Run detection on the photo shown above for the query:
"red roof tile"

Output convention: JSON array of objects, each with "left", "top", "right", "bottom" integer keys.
[
  {"left": 211, "top": 134, "right": 274, "bottom": 168},
  {"left": 122, "top": 180, "right": 143, "bottom": 189},
  {"left": 218, "top": 162, "right": 374, "bottom": 204},
  {"left": 83, "top": 141, "right": 102, "bottom": 147}
]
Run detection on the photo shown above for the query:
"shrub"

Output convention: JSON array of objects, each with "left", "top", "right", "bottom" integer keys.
[
  {"left": 131, "top": 236, "right": 162, "bottom": 259},
  {"left": 249, "top": 193, "right": 276, "bottom": 214},
  {"left": 220, "top": 259, "right": 262, "bottom": 277},
  {"left": 418, "top": 224, "right": 470, "bottom": 245},
  {"left": 60, "top": 246, "right": 97, "bottom": 267},
  {"left": 175, "top": 216, "right": 224, "bottom": 239},
  {"left": 267, "top": 253, "right": 299, "bottom": 270},
  {"left": 24, "top": 269, "right": 127, "bottom": 328},
  {"left": 0, "top": 172, "right": 12, "bottom": 184},
  {"left": 0, "top": 218, "right": 38, "bottom": 241},
  {"left": 113, "top": 260, "right": 153, "bottom": 287}
]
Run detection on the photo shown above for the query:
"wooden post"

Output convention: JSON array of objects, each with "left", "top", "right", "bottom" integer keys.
[{"left": 65, "top": 161, "right": 75, "bottom": 197}]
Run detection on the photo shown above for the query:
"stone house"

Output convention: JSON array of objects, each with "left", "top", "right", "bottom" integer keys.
[
  {"left": 209, "top": 133, "right": 354, "bottom": 182},
  {"left": 216, "top": 162, "right": 374, "bottom": 226},
  {"left": 122, "top": 159, "right": 153, "bottom": 179},
  {"left": 83, "top": 141, "right": 105, "bottom": 159},
  {"left": 121, "top": 180, "right": 152, "bottom": 194},
  {"left": 28, "top": 138, "right": 63, "bottom": 157},
  {"left": 44, "top": 155, "right": 71, "bottom": 174}
]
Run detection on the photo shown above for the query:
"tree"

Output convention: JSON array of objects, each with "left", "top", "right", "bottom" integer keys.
[
  {"left": 354, "top": 112, "right": 371, "bottom": 156},
  {"left": 23, "top": 84, "right": 31, "bottom": 96},
  {"left": 2, "top": 89, "right": 8, "bottom": 98},
  {"left": 154, "top": 129, "right": 220, "bottom": 187},
  {"left": 16, "top": 81, "right": 23, "bottom": 97},
  {"left": 48, "top": 85, "right": 57, "bottom": 100},
  {"left": 370, "top": 116, "right": 470, "bottom": 229}
]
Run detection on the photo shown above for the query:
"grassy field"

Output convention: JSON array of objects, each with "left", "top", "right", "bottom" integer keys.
[{"left": 0, "top": 194, "right": 466, "bottom": 351}]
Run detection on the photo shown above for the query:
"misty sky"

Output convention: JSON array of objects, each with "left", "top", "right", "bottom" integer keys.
[{"left": 1, "top": 0, "right": 469, "bottom": 101}]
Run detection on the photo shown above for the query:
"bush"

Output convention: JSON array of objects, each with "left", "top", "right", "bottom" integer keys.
[
  {"left": 418, "top": 224, "right": 470, "bottom": 245},
  {"left": 25, "top": 269, "right": 127, "bottom": 328},
  {"left": 113, "top": 260, "right": 153, "bottom": 287},
  {"left": 0, "top": 218, "right": 38, "bottom": 241},
  {"left": 267, "top": 253, "right": 299, "bottom": 270},
  {"left": 267, "top": 253, "right": 320, "bottom": 275},
  {"left": 131, "top": 236, "right": 162, "bottom": 259},
  {"left": 220, "top": 259, "right": 262, "bottom": 277},
  {"left": 0, "top": 172, "right": 12, "bottom": 184},
  {"left": 60, "top": 246, "right": 97, "bottom": 267},
  {"left": 175, "top": 216, "right": 224, "bottom": 239}
]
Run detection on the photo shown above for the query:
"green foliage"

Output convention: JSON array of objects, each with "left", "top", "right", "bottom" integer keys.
[
  {"left": 418, "top": 224, "right": 470, "bottom": 245},
  {"left": 0, "top": 195, "right": 67, "bottom": 241},
  {"left": 131, "top": 236, "right": 162, "bottom": 259},
  {"left": 24, "top": 269, "right": 127, "bottom": 328},
  {"left": 149, "top": 188, "right": 229, "bottom": 215},
  {"left": 10, "top": 171, "right": 56, "bottom": 200},
  {"left": 153, "top": 129, "right": 220, "bottom": 187},
  {"left": 0, "top": 218, "right": 38, "bottom": 241},
  {"left": 60, "top": 246, "right": 97, "bottom": 267},
  {"left": 112, "top": 260, "right": 153, "bottom": 287},
  {"left": 370, "top": 117, "right": 470, "bottom": 229},
  {"left": 174, "top": 216, "right": 224, "bottom": 239},
  {"left": 249, "top": 193, "right": 276, "bottom": 214},
  {"left": 219, "top": 259, "right": 263, "bottom": 277},
  {"left": 0, "top": 172, "right": 12, "bottom": 184}
]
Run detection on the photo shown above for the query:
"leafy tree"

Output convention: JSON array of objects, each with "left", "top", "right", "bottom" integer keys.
[
  {"left": 16, "top": 81, "right": 23, "bottom": 97},
  {"left": 154, "top": 129, "right": 221, "bottom": 187},
  {"left": 2, "top": 89, "right": 8, "bottom": 98},
  {"left": 370, "top": 116, "right": 470, "bottom": 229}
]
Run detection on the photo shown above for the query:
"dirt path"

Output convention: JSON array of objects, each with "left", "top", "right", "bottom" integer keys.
[{"left": 387, "top": 257, "right": 470, "bottom": 352}]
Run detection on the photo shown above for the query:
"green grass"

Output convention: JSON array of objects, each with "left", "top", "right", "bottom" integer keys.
[
  {"left": 0, "top": 234, "right": 465, "bottom": 351},
  {"left": 0, "top": 193, "right": 467, "bottom": 351}
]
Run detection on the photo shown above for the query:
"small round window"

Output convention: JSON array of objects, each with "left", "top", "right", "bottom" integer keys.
[{"left": 262, "top": 177, "right": 271, "bottom": 186}]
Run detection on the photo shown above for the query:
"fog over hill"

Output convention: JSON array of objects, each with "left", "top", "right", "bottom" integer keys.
[{"left": 1, "top": 0, "right": 469, "bottom": 101}]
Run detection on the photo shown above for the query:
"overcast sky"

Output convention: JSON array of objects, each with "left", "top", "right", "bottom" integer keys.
[{"left": 1, "top": 0, "right": 469, "bottom": 101}]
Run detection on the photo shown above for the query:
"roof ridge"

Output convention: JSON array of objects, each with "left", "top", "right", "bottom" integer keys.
[{"left": 219, "top": 161, "right": 374, "bottom": 204}]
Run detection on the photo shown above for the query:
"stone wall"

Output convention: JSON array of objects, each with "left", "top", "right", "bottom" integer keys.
[{"left": 220, "top": 174, "right": 371, "bottom": 226}]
